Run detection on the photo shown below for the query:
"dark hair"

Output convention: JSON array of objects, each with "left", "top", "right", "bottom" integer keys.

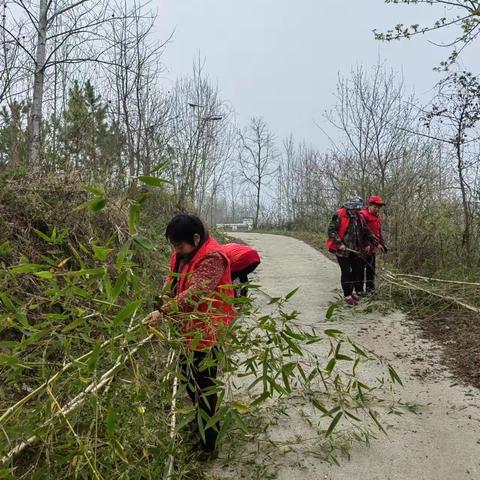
[{"left": 165, "top": 214, "right": 207, "bottom": 245}]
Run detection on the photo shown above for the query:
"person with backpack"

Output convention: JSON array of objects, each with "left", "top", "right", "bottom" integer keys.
[
  {"left": 326, "top": 196, "right": 378, "bottom": 305},
  {"left": 359, "top": 196, "right": 387, "bottom": 293},
  {"left": 222, "top": 243, "right": 261, "bottom": 297}
]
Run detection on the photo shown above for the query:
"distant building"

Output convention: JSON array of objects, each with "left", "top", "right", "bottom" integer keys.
[{"left": 216, "top": 217, "right": 254, "bottom": 231}]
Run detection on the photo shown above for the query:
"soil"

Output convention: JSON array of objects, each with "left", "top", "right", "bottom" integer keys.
[{"left": 417, "top": 308, "right": 480, "bottom": 389}]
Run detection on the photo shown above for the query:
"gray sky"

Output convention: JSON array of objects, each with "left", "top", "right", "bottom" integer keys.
[{"left": 156, "top": 0, "right": 478, "bottom": 150}]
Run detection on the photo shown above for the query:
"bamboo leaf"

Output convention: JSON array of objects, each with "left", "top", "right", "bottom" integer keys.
[
  {"left": 324, "top": 329, "right": 343, "bottom": 337},
  {"left": 113, "top": 300, "right": 141, "bottom": 326},
  {"left": 388, "top": 364, "right": 403, "bottom": 386},
  {"left": 138, "top": 175, "right": 171, "bottom": 187},
  {"left": 325, "top": 411, "right": 343, "bottom": 437},
  {"left": 129, "top": 203, "right": 140, "bottom": 235},
  {"left": 325, "top": 303, "right": 337, "bottom": 320}
]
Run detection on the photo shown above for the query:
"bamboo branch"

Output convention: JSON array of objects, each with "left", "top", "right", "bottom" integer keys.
[
  {"left": 382, "top": 271, "right": 480, "bottom": 314},
  {"left": 394, "top": 272, "right": 480, "bottom": 287},
  {"left": 0, "top": 333, "right": 154, "bottom": 464},
  {"left": 0, "top": 320, "right": 146, "bottom": 426}
]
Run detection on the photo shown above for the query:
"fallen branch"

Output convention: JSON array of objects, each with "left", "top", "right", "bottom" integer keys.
[
  {"left": 394, "top": 272, "right": 480, "bottom": 287},
  {"left": 382, "top": 271, "right": 480, "bottom": 314}
]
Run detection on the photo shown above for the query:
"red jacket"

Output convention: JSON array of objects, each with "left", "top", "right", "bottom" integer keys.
[
  {"left": 223, "top": 243, "right": 261, "bottom": 273},
  {"left": 165, "top": 237, "right": 235, "bottom": 350},
  {"left": 326, "top": 208, "right": 350, "bottom": 252},
  {"left": 359, "top": 208, "right": 384, "bottom": 251}
]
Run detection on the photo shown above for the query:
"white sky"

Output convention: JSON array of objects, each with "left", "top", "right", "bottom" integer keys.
[{"left": 155, "top": 0, "right": 479, "bottom": 150}]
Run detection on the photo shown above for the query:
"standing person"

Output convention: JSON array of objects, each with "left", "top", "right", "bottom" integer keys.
[
  {"left": 360, "top": 196, "right": 387, "bottom": 293},
  {"left": 146, "top": 214, "right": 235, "bottom": 457},
  {"left": 223, "top": 243, "right": 261, "bottom": 297},
  {"left": 326, "top": 196, "right": 377, "bottom": 305}
]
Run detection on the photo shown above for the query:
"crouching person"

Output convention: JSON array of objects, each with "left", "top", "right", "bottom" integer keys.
[
  {"left": 147, "top": 214, "right": 235, "bottom": 457},
  {"left": 223, "top": 243, "right": 261, "bottom": 297}
]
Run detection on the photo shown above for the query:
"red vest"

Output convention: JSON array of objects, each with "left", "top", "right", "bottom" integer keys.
[
  {"left": 359, "top": 208, "right": 382, "bottom": 238},
  {"left": 223, "top": 243, "right": 261, "bottom": 272},
  {"left": 166, "top": 237, "right": 235, "bottom": 350},
  {"left": 359, "top": 208, "right": 383, "bottom": 254},
  {"left": 326, "top": 208, "right": 350, "bottom": 252}
]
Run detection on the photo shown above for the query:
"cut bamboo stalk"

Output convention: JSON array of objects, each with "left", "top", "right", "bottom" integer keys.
[
  {"left": 0, "top": 334, "right": 154, "bottom": 464},
  {"left": 394, "top": 273, "right": 480, "bottom": 287}
]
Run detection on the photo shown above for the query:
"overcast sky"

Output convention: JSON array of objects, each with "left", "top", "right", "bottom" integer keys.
[{"left": 156, "top": 0, "right": 478, "bottom": 150}]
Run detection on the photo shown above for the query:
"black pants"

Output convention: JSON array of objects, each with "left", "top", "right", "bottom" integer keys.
[
  {"left": 363, "top": 252, "right": 376, "bottom": 292},
  {"left": 180, "top": 349, "right": 219, "bottom": 451},
  {"left": 231, "top": 261, "right": 260, "bottom": 297},
  {"left": 336, "top": 252, "right": 364, "bottom": 296}
]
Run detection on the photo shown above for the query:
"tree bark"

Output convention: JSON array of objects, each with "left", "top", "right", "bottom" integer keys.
[{"left": 29, "top": 0, "right": 48, "bottom": 165}]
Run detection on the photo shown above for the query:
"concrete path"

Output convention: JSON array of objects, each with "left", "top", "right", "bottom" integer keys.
[{"left": 217, "top": 233, "right": 480, "bottom": 480}]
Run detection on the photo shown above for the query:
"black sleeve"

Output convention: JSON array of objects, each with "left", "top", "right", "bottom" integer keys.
[{"left": 327, "top": 214, "right": 342, "bottom": 245}]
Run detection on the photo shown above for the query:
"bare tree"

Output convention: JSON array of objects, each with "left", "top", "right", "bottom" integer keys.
[
  {"left": 324, "top": 64, "right": 416, "bottom": 200},
  {"left": 422, "top": 71, "right": 480, "bottom": 255},
  {"left": 0, "top": 0, "right": 130, "bottom": 165},
  {"left": 166, "top": 60, "right": 233, "bottom": 212},
  {"left": 238, "top": 116, "right": 277, "bottom": 228}
]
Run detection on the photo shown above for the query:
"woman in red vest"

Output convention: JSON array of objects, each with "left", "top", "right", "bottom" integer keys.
[
  {"left": 147, "top": 214, "right": 235, "bottom": 455},
  {"left": 359, "top": 196, "right": 387, "bottom": 293},
  {"left": 326, "top": 196, "right": 377, "bottom": 305},
  {"left": 223, "top": 243, "right": 261, "bottom": 297}
]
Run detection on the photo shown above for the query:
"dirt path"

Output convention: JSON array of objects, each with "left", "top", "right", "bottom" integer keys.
[{"left": 218, "top": 233, "right": 480, "bottom": 480}]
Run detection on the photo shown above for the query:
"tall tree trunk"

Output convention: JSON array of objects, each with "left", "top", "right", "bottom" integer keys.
[
  {"left": 456, "top": 140, "right": 471, "bottom": 255},
  {"left": 29, "top": 0, "right": 48, "bottom": 165}
]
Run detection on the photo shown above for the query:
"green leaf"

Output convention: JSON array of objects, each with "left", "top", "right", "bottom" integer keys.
[
  {"left": 129, "top": 203, "right": 140, "bottom": 235},
  {"left": 83, "top": 185, "right": 105, "bottom": 196},
  {"left": 106, "top": 405, "right": 117, "bottom": 439},
  {"left": 335, "top": 354, "right": 354, "bottom": 361},
  {"left": 138, "top": 175, "right": 171, "bottom": 187},
  {"left": 311, "top": 399, "right": 331, "bottom": 416},
  {"left": 11, "top": 263, "right": 44, "bottom": 273},
  {"left": 285, "top": 287, "right": 299, "bottom": 300},
  {"left": 112, "top": 271, "right": 128, "bottom": 301},
  {"left": 388, "top": 364, "right": 403, "bottom": 386},
  {"left": 324, "top": 329, "right": 343, "bottom": 337},
  {"left": 150, "top": 160, "right": 170, "bottom": 174},
  {"left": 34, "top": 271, "right": 54, "bottom": 280},
  {"left": 325, "top": 411, "right": 343, "bottom": 437},
  {"left": 92, "top": 245, "right": 113, "bottom": 261},
  {"left": 68, "top": 268, "right": 106, "bottom": 277},
  {"left": 113, "top": 300, "right": 141, "bottom": 326},
  {"left": 0, "top": 292, "right": 16, "bottom": 312},
  {"left": 133, "top": 235, "right": 155, "bottom": 251},
  {"left": 62, "top": 316, "right": 87, "bottom": 333},
  {"left": 116, "top": 240, "right": 132, "bottom": 265},
  {"left": 75, "top": 196, "right": 106, "bottom": 212},
  {"left": 32, "top": 228, "right": 52, "bottom": 243},
  {"left": 368, "top": 409, "right": 387, "bottom": 434},
  {"left": 325, "top": 303, "right": 336, "bottom": 320},
  {"left": 325, "top": 357, "right": 336, "bottom": 373}
]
